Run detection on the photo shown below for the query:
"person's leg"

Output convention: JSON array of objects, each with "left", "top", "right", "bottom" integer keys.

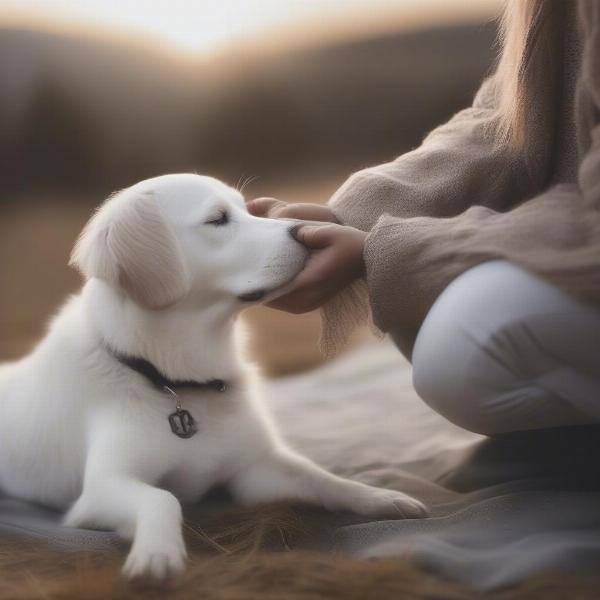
[{"left": 410, "top": 260, "right": 600, "bottom": 435}]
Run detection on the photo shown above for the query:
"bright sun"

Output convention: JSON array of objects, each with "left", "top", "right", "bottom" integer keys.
[{"left": 0, "top": 0, "right": 396, "bottom": 54}]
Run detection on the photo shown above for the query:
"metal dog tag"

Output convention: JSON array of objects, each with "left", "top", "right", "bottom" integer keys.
[
  {"left": 168, "top": 407, "right": 198, "bottom": 439},
  {"left": 163, "top": 385, "right": 197, "bottom": 439}
]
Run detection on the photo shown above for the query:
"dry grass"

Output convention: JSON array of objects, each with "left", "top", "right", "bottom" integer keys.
[{"left": 0, "top": 503, "right": 596, "bottom": 600}]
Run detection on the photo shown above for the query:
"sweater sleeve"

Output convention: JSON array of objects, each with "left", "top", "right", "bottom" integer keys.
[
  {"left": 327, "top": 4, "right": 600, "bottom": 358},
  {"left": 363, "top": 179, "right": 600, "bottom": 357},
  {"left": 326, "top": 76, "right": 530, "bottom": 356},
  {"left": 329, "top": 77, "right": 531, "bottom": 231}
]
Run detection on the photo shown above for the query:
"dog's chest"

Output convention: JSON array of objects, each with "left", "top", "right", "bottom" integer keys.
[
  {"left": 152, "top": 391, "right": 261, "bottom": 502},
  {"left": 161, "top": 438, "right": 227, "bottom": 501}
]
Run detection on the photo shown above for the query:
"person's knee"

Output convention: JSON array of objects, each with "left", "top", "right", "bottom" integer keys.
[
  {"left": 411, "top": 261, "right": 532, "bottom": 435},
  {"left": 412, "top": 336, "right": 499, "bottom": 435},
  {"left": 413, "top": 357, "right": 554, "bottom": 435}
]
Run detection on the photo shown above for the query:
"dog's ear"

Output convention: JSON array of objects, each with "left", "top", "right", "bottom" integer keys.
[{"left": 70, "top": 190, "right": 189, "bottom": 309}]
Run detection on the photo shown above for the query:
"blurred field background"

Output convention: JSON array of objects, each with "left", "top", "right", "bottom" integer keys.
[{"left": 0, "top": 0, "right": 500, "bottom": 375}]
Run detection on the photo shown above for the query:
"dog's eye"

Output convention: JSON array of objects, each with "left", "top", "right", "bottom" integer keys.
[{"left": 205, "top": 211, "right": 229, "bottom": 227}]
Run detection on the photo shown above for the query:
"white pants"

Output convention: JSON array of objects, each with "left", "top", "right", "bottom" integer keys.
[{"left": 411, "top": 261, "right": 600, "bottom": 435}]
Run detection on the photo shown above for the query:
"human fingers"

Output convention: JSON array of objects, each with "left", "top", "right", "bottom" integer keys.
[
  {"left": 245, "top": 197, "right": 286, "bottom": 217},
  {"left": 271, "top": 203, "right": 338, "bottom": 222},
  {"left": 291, "top": 224, "right": 340, "bottom": 250}
]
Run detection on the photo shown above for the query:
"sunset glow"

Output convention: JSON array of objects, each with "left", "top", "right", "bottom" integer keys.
[{"left": 0, "top": 0, "right": 500, "bottom": 55}]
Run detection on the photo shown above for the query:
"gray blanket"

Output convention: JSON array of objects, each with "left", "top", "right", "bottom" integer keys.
[{"left": 1, "top": 341, "right": 599, "bottom": 590}]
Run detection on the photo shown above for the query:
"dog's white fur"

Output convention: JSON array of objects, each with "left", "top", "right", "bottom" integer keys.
[{"left": 0, "top": 174, "right": 426, "bottom": 579}]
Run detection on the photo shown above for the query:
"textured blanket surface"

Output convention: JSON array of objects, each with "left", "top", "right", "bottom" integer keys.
[{"left": 1, "top": 340, "right": 599, "bottom": 592}]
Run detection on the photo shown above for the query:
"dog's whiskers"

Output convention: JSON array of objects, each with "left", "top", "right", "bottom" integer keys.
[{"left": 236, "top": 175, "right": 260, "bottom": 195}]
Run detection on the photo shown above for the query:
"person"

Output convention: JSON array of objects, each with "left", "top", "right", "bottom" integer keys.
[{"left": 246, "top": 0, "right": 600, "bottom": 436}]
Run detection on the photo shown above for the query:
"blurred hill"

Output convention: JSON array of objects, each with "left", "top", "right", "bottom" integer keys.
[{"left": 0, "top": 20, "right": 496, "bottom": 204}]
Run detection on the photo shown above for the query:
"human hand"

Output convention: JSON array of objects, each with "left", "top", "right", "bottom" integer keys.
[
  {"left": 246, "top": 197, "right": 338, "bottom": 223},
  {"left": 267, "top": 223, "right": 367, "bottom": 314}
]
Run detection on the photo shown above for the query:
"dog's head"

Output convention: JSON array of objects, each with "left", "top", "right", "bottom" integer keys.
[{"left": 70, "top": 174, "right": 307, "bottom": 311}]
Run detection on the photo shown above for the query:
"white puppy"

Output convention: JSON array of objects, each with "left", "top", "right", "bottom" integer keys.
[{"left": 0, "top": 174, "right": 426, "bottom": 579}]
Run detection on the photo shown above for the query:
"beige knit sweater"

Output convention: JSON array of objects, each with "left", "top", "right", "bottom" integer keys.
[{"left": 327, "top": 0, "right": 600, "bottom": 359}]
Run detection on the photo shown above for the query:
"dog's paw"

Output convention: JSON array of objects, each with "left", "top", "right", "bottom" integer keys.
[
  {"left": 123, "top": 540, "right": 187, "bottom": 581},
  {"left": 351, "top": 487, "right": 428, "bottom": 519}
]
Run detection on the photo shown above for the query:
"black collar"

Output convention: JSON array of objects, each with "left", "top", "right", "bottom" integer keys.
[{"left": 107, "top": 347, "right": 227, "bottom": 394}]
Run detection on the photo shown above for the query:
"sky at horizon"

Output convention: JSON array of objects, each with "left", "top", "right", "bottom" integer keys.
[{"left": 0, "top": 0, "right": 501, "bottom": 55}]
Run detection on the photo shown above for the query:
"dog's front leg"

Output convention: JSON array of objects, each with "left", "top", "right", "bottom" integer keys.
[
  {"left": 64, "top": 439, "right": 186, "bottom": 580},
  {"left": 229, "top": 447, "right": 427, "bottom": 519},
  {"left": 66, "top": 477, "right": 186, "bottom": 579}
]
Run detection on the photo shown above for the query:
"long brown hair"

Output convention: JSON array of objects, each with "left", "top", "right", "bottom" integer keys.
[{"left": 494, "top": 0, "right": 564, "bottom": 153}]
